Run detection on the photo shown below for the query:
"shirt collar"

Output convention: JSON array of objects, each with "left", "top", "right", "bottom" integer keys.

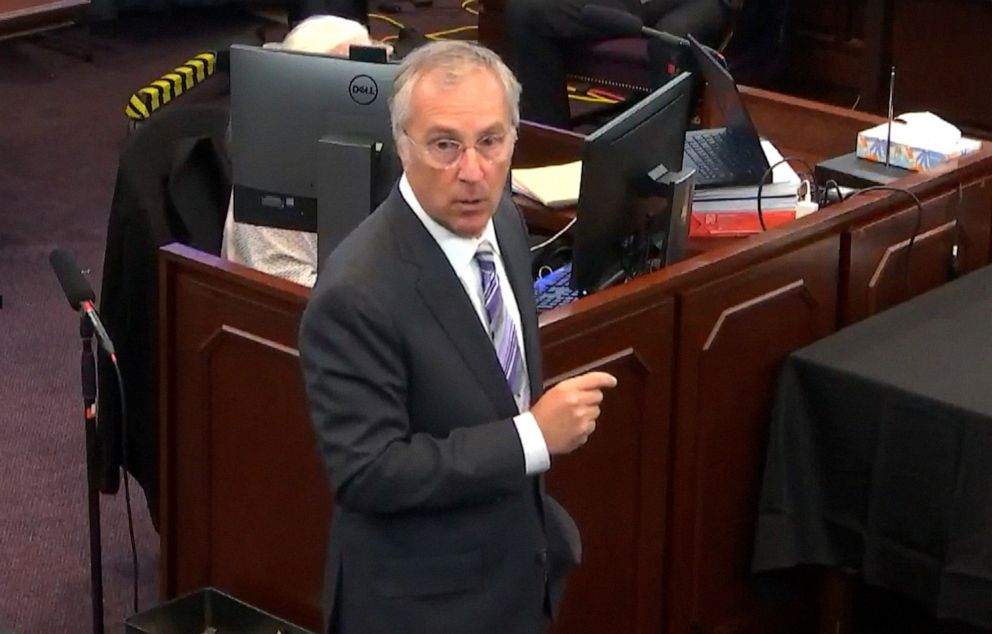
[{"left": 399, "top": 173, "right": 500, "bottom": 271}]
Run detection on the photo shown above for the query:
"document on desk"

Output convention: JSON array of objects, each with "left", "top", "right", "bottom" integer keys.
[{"left": 511, "top": 161, "right": 582, "bottom": 208}]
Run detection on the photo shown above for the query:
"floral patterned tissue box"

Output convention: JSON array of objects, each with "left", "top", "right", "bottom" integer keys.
[{"left": 856, "top": 119, "right": 982, "bottom": 172}]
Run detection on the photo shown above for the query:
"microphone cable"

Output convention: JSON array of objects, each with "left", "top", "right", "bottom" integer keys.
[{"left": 108, "top": 352, "right": 140, "bottom": 615}]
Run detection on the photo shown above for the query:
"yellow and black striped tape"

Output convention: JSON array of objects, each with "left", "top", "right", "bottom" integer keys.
[{"left": 124, "top": 52, "right": 217, "bottom": 121}]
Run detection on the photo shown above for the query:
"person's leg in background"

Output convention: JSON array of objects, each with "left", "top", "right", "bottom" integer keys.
[{"left": 504, "top": 0, "right": 639, "bottom": 128}]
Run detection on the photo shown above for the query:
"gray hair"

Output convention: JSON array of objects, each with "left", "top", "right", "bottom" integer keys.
[{"left": 388, "top": 40, "right": 521, "bottom": 148}]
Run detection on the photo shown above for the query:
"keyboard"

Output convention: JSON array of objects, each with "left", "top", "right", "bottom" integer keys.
[
  {"left": 684, "top": 129, "right": 768, "bottom": 188},
  {"left": 533, "top": 263, "right": 582, "bottom": 312}
]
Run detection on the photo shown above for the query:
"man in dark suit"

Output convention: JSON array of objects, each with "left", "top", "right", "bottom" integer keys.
[
  {"left": 504, "top": 0, "right": 738, "bottom": 127},
  {"left": 299, "top": 40, "right": 617, "bottom": 633}
]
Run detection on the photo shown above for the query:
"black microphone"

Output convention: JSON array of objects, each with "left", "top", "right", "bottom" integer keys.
[
  {"left": 580, "top": 5, "right": 689, "bottom": 49},
  {"left": 50, "top": 249, "right": 116, "bottom": 357}
]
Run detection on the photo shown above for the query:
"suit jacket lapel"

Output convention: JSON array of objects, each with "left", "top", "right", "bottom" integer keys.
[
  {"left": 388, "top": 191, "right": 519, "bottom": 416},
  {"left": 167, "top": 135, "right": 230, "bottom": 255},
  {"left": 493, "top": 196, "right": 543, "bottom": 400}
]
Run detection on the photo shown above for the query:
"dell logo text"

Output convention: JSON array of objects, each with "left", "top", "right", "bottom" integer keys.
[{"left": 348, "top": 75, "right": 378, "bottom": 105}]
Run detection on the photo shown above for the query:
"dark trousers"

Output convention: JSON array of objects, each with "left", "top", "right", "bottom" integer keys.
[{"left": 505, "top": 0, "right": 729, "bottom": 127}]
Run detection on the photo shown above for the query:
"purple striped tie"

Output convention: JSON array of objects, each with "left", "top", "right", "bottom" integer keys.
[{"left": 475, "top": 242, "right": 529, "bottom": 412}]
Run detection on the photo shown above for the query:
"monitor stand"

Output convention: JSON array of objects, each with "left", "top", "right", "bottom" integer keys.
[
  {"left": 316, "top": 134, "right": 378, "bottom": 273},
  {"left": 656, "top": 166, "right": 695, "bottom": 265},
  {"left": 622, "top": 165, "right": 696, "bottom": 279}
]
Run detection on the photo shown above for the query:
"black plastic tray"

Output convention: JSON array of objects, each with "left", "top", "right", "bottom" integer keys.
[{"left": 124, "top": 587, "right": 314, "bottom": 634}]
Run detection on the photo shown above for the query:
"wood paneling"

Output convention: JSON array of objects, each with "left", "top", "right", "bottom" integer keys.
[
  {"left": 541, "top": 292, "right": 675, "bottom": 634},
  {"left": 787, "top": 0, "right": 992, "bottom": 137},
  {"left": 158, "top": 256, "right": 325, "bottom": 629},
  {"left": 889, "top": 0, "right": 992, "bottom": 134},
  {"left": 784, "top": 0, "right": 868, "bottom": 105},
  {"left": 667, "top": 237, "right": 839, "bottom": 634}
]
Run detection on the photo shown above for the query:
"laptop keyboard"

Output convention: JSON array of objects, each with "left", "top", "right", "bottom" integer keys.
[
  {"left": 684, "top": 130, "right": 767, "bottom": 187},
  {"left": 533, "top": 263, "right": 582, "bottom": 312}
]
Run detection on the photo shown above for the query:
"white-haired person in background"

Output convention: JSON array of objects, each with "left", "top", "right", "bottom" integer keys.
[{"left": 221, "top": 15, "right": 389, "bottom": 287}]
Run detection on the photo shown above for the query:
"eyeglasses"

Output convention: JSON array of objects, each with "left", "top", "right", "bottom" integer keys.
[{"left": 402, "top": 129, "right": 516, "bottom": 169}]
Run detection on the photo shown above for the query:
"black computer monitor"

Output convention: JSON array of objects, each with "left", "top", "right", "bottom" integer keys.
[
  {"left": 229, "top": 44, "right": 402, "bottom": 264},
  {"left": 570, "top": 71, "right": 695, "bottom": 292}
]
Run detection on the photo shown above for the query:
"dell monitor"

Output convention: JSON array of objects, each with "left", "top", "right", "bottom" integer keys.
[
  {"left": 570, "top": 71, "right": 695, "bottom": 292},
  {"left": 229, "top": 44, "right": 401, "bottom": 266}
]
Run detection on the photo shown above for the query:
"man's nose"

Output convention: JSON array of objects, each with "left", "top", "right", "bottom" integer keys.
[{"left": 456, "top": 147, "right": 485, "bottom": 182}]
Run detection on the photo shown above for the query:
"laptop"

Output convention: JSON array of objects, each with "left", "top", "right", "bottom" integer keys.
[{"left": 682, "top": 34, "right": 770, "bottom": 189}]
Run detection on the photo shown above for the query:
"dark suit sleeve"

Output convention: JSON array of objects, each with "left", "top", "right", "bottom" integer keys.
[{"left": 299, "top": 278, "right": 528, "bottom": 515}]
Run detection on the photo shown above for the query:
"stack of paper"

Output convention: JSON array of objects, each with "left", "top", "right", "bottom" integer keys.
[{"left": 511, "top": 161, "right": 582, "bottom": 208}]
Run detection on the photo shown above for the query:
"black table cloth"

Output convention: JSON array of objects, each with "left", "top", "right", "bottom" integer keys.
[{"left": 753, "top": 265, "right": 992, "bottom": 627}]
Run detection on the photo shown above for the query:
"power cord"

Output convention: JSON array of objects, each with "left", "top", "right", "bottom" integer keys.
[
  {"left": 822, "top": 179, "right": 845, "bottom": 206},
  {"left": 566, "top": 87, "right": 618, "bottom": 105},
  {"left": 843, "top": 185, "right": 925, "bottom": 295},
  {"left": 530, "top": 217, "right": 577, "bottom": 252},
  {"left": 757, "top": 164, "right": 936, "bottom": 295},
  {"left": 426, "top": 25, "right": 478, "bottom": 40},
  {"left": 369, "top": 4, "right": 478, "bottom": 41},
  {"left": 368, "top": 12, "right": 405, "bottom": 31},
  {"left": 108, "top": 354, "right": 140, "bottom": 615}
]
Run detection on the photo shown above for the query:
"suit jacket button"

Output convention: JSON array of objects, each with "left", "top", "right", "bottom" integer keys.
[{"left": 536, "top": 548, "right": 548, "bottom": 565}]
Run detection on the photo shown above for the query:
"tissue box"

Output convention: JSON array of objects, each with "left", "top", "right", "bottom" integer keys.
[{"left": 856, "top": 123, "right": 981, "bottom": 172}]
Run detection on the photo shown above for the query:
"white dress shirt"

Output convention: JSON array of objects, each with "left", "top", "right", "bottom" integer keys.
[{"left": 400, "top": 175, "right": 550, "bottom": 475}]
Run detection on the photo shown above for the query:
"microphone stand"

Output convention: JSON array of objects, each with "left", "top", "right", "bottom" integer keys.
[{"left": 80, "top": 315, "right": 106, "bottom": 634}]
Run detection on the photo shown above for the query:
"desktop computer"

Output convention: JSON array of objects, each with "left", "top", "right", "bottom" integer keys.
[
  {"left": 229, "top": 44, "right": 402, "bottom": 269},
  {"left": 534, "top": 71, "right": 696, "bottom": 312}
]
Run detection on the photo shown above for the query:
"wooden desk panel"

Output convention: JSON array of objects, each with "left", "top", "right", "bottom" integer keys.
[
  {"left": 667, "top": 236, "right": 840, "bottom": 634},
  {"left": 540, "top": 288, "right": 676, "bottom": 634},
  {"left": 158, "top": 254, "right": 326, "bottom": 629}
]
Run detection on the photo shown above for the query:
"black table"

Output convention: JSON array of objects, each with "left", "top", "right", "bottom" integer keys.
[{"left": 752, "top": 265, "right": 992, "bottom": 628}]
